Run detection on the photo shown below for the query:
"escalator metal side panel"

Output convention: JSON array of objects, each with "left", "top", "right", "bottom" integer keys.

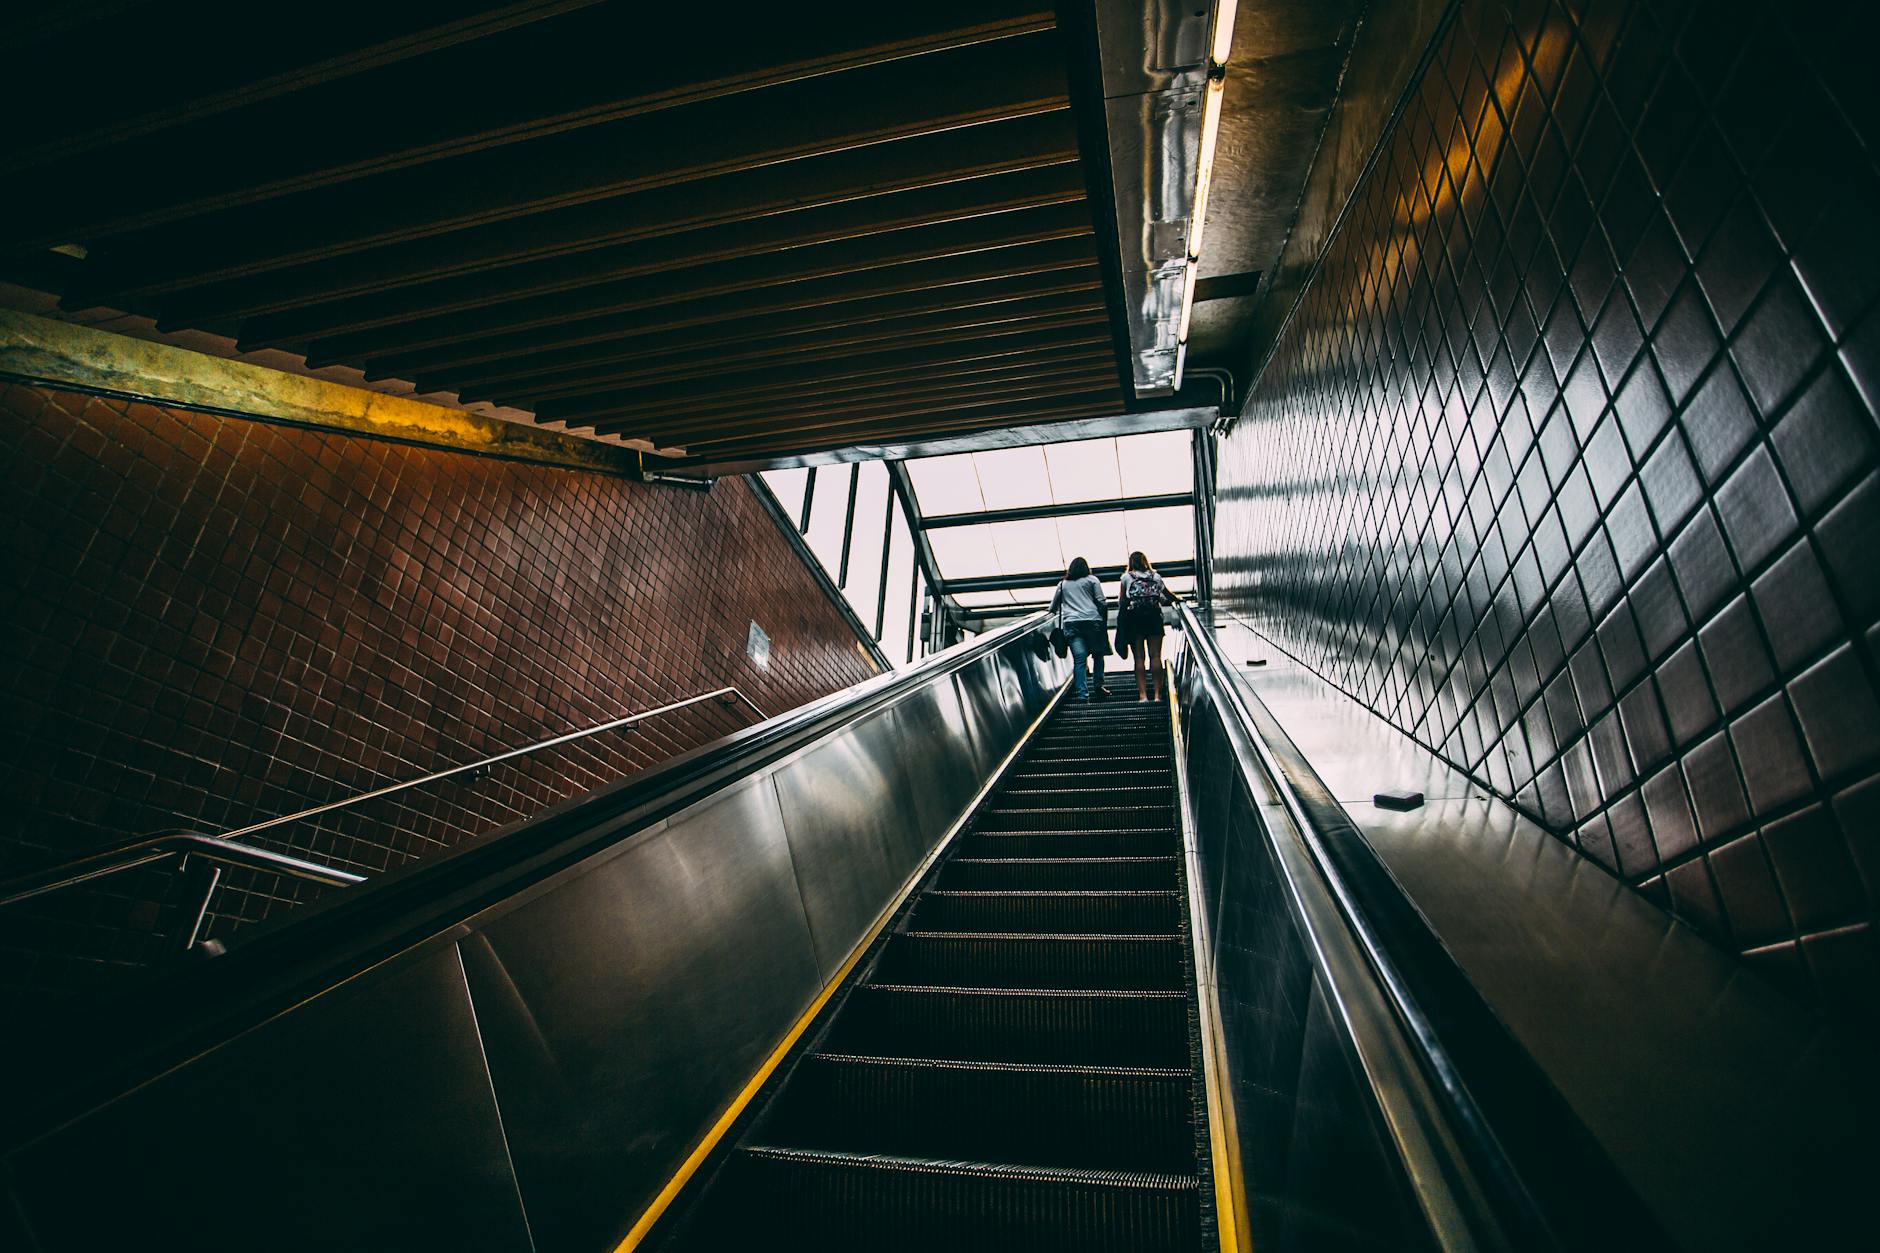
[
  {"left": 897, "top": 671, "right": 983, "bottom": 844},
  {"left": 774, "top": 701, "right": 925, "bottom": 982},
  {"left": 1174, "top": 652, "right": 1445, "bottom": 1253},
  {"left": 2, "top": 629, "right": 1067, "bottom": 1253},
  {"left": 954, "top": 645, "right": 1025, "bottom": 776},
  {"left": 460, "top": 775, "right": 823, "bottom": 1253},
  {"left": 7, "top": 943, "right": 533, "bottom": 1253}
]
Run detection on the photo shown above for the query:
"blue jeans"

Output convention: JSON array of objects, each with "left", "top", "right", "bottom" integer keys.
[{"left": 1069, "top": 625, "right": 1105, "bottom": 698}]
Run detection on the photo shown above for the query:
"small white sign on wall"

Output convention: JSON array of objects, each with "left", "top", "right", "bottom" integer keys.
[{"left": 746, "top": 619, "right": 771, "bottom": 670}]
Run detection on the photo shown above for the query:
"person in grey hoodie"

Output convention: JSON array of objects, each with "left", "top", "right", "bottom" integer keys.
[{"left": 1048, "top": 556, "right": 1112, "bottom": 701}]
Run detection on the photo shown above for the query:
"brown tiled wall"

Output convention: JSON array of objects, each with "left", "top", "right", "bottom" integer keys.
[
  {"left": 1216, "top": 0, "right": 1880, "bottom": 1025},
  {"left": 0, "top": 382, "right": 877, "bottom": 1005}
]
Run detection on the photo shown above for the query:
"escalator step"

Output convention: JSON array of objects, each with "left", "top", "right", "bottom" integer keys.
[
  {"left": 710, "top": 1146, "right": 1199, "bottom": 1252},
  {"left": 959, "top": 831, "right": 1176, "bottom": 858},
  {"left": 818, "top": 983, "right": 1190, "bottom": 1068},
  {"left": 1021, "top": 749, "right": 1169, "bottom": 765},
  {"left": 1004, "top": 768, "right": 1168, "bottom": 786},
  {"left": 875, "top": 932, "right": 1183, "bottom": 990},
  {"left": 911, "top": 890, "right": 1180, "bottom": 935},
  {"left": 1000, "top": 775, "right": 1173, "bottom": 793},
  {"left": 975, "top": 806, "right": 1174, "bottom": 833},
  {"left": 1033, "top": 729, "right": 1165, "bottom": 741},
  {"left": 761, "top": 1054, "right": 1196, "bottom": 1173},
  {"left": 939, "top": 856, "right": 1181, "bottom": 891}
]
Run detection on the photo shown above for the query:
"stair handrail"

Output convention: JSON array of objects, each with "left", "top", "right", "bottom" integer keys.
[
  {"left": 0, "top": 685, "right": 768, "bottom": 934},
  {"left": 0, "top": 830, "right": 367, "bottom": 909}
]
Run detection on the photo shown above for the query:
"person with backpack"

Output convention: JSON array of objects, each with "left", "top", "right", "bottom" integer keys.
[{"left": 1116, "top": 550, "right": 1179, "bottom": 702}]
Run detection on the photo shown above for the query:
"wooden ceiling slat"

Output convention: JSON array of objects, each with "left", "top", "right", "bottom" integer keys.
[
  {"left": 580, "top": 349, "right": 1119, "bottom": 435},
  {"left": 544, "top": 326, "right": 1116, "bottom": 424},
  {"left": 3, "top": 30, "right": 1068, "bottom": 255},
  {"left": 229, "top": 166, "right": 1086, "bottom": 348},
  {"left": 676, "top": 395, "right": 1127, "bottom": 458},
  {"left": 288, "top": 201, "right": 1088, "bottom": 360},
  {"left": 98, "top": 116, "right": 1077, "bottom": 314},
  {"left": 630, "top": 364, "right": 1123, "bottom": 446},
  {"left": 0, "top": 1, "right": 601, "bottom": 159},
  {"left": 479, "top": 305, "right": 1110, "bottom": 408},
  {"left": 429, "top": 267, "right": 1102, "bottom": 397},
  {"left": 362, "top": 238, "right": 1097, "bottom": 380},
  {"left": 491, "top": 303, "right": 1107, "bottom": 408}
]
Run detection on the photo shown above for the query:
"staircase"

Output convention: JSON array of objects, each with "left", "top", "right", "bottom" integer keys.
[{"left": 666, "top": 676, "right": 1210, "bottom": 1251}]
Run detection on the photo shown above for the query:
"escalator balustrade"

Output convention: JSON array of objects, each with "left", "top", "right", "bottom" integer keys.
[{"left": 666, "top": 676, "right": 1211, "bottom": 1251}]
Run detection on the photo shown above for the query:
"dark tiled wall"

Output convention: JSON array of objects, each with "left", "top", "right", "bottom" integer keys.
[
  {"left": 0, "top": 382, "right": 877, "bottom": 1005},
  {"left": 1215, "top": 0, "right": 1880, "bottom": 1025}
]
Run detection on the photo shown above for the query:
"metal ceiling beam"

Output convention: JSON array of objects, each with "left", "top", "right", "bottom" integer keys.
[
  {"left": 628, "top": 366, "right": 1123, "bottom": 447},
  {"left": 647, "top": 405, "right": 1218, "bottom": 477},
  {"left": 943, "top": 559, "right": 1197, "bottom": 594},
  {"left": 227, "top": 165, "right": 1089, "bottom": 348},
  {"left": 591, "top": 357, "right": 1117, "bottom": 444},
  {"left": 921, "top": 491, "right": 1196, "bottom": 529},
  {"left": 0, "top": 1, "right": 601, "bottom": 169},
  {"left": 631, "top": 359, "right": 1120, "bottom": 442},
  {"left": 484, "top": 310, "right": 1111, "bottom": 411},
  {"left": 519, "top": 308, "right": 1109, "bottom": 414},
  {"left": 948, "top": 602, "right": 1058, "bottom": 618},
  {"left": 296, "top": 204, "right": 1094, "bottom": 364},
  {"left": 450, "top": 280, "right": 1107, "bottom": 403},
  {"left": 884, "top": 461, "right": 945, "bottom": 616},
  {"left": 676, "top": 393, "right": 1127, "bottom": 456},
  {"left": 6, "top": 5, "right": 1054, "bottom": 239},
  {"left": 72, "top": 112, "right": 1081, "bottom": 311},
  {"left": 557, "top": 324, "right": 1113, "bottom": 427},
  {"left": 575, "top": 345, "right": 1119, "bottom": 435},
  {"left": 362, "top": 238, "right": 1097, "bottom": 380},
  {"left": 7, "top": 29, "right": 1070, "bottom": 256},
  {"left": 364, "top": 239, "right": 1098, "bottom": 381}
]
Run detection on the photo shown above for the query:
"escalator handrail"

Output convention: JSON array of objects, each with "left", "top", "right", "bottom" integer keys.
[
  {"left": 5, "top": 613, "right": 1052, "bottom": 1141},
  {"left": 1174, "top": 602, "right": 1530, "bottom": 1251}
]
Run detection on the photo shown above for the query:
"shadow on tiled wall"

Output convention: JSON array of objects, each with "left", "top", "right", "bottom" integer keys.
[{"left": 1217, "top": 0, "right": 1880, "bottom": 1026}]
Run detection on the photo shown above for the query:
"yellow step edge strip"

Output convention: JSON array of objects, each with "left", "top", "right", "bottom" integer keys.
[
  {"left": 1167, "top": 660, "right": 1252, "bottom": 1253},
  {"left": 612, "top": 674, "right": 1072, "bottom": 1253}
]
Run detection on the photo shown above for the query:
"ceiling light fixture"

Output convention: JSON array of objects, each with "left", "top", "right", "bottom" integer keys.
[{"left": 1174, "top": 0, "right": 1237, "bottom": 391}]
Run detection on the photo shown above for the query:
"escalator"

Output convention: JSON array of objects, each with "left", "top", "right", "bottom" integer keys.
[
  {"left": 662, "top": 675, "right": 1208, "bottom": 1251},
  {"left": 21, "top": 607, "right": 1855, "bottom": 1253}
]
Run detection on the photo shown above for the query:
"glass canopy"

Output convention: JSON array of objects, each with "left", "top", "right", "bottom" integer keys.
[
  {"left": 755, "top": 428, "right": 1203, "bottom": 661},
  {"left": 905, "top": 430, "right": 1193, "bottom": 517},
  {"left": 906, "top": 431, "right": 1196, "bottom": 586}
]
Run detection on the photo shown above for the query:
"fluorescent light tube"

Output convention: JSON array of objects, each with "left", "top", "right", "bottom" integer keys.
[
  {"left": 1188, "top": 77, "right": 1226, "bottom": 263},
  {"left": 1211, "top": 0, "right": 1239, "bottom": 65}
]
